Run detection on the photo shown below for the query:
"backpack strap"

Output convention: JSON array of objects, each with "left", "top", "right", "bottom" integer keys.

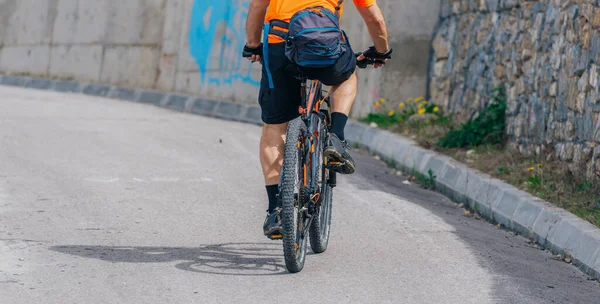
[{"left": 334, "top": 0, "right": 344, "bottom": 17}]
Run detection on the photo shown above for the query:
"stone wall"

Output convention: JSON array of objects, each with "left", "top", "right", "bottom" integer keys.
[
  {"left": 429, "top": 0, "right": 600, "bottom": 178},
  {"left": 0, "top": 0, "right": 439, "bottom": 118}
]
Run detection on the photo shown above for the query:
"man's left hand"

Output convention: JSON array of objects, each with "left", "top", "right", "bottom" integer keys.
[{"left": 243, "top": 43, "right": 263, "bottom": 62}]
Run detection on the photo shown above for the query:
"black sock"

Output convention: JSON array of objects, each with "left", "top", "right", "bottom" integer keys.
[
  {"left": 330, "top": 112, "right": 348, "bottom": 141},
  {"left": 266, "top": 185, "right": 279, "bottom": 213}
]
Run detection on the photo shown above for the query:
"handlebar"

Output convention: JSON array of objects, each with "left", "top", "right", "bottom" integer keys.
[{"left": 355, "top": 52, "right": 386, "bottom": 69}]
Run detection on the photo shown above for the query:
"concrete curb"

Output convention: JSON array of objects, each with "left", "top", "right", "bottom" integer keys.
[
  {"left": 345, "top": 120, "right": 600, "bottom": 280},
  {"left": 0, "top": 75, "right": 263, "bottom": 127},
  {"left": 3, "top": 74, "right": 600, "bottom": 279}
]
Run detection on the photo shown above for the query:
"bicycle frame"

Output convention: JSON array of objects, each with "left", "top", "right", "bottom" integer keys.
[{"left": 297, "top": 79, "right": 335, "bottom": 212}]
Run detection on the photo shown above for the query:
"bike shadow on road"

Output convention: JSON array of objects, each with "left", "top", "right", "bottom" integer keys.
[{"left": 49, "top": 242, "right": 289, "bottom": 276}]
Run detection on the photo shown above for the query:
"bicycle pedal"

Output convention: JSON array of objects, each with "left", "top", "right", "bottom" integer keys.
[
  {"left": 267, "top": 233, "right": 282, "bottom": 240},
  {"left": 325, "top": 162, "right": 346, "bottom": 170}
]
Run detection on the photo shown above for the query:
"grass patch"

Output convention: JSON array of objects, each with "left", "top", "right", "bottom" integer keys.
[
  {"left": 449, "top": 147, "right": 600, "bottom": 226},
  {"left": 361, "top": 92, "right": 600, "bottom": 227}
]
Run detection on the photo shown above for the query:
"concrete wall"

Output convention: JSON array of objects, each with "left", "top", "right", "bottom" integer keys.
[
  {"left": 344, "top": 0, "right": 441, "bottom": 117},
  {"left": 0, "top": 0, "right": 439, "bottom": 116},
  {"left": 429, "top": 0, "right": 600, "bottom": 178}
]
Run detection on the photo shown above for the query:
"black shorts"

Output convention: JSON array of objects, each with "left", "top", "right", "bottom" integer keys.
[{"left": 258, "top": 43, "right": 357, "bottom": 124}]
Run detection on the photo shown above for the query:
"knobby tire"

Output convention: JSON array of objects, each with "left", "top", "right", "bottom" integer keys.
[{"left": 281, "top": 117, "right": 309, "bottom": 273}]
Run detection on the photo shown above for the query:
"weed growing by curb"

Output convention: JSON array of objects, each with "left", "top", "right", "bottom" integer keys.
[
  {"left": 411, "top": 169, "right": 437, "bottom": 189},
  {"left": 438, "top": 87, "right": 506, "bottom": 148}
]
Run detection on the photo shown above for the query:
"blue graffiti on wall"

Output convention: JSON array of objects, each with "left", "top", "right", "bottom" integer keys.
[{"left": 189, "top": 0, "right": 260, "bottom": 87}]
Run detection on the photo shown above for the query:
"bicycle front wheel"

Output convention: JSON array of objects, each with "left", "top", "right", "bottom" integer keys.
[{"left": 280, "top": 117, "right": 309, "bottom": 273}]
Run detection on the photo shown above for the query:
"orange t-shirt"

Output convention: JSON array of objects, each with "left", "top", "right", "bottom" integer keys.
[{"left": 265, "top": 0, "right": 376, "bottom": 43}]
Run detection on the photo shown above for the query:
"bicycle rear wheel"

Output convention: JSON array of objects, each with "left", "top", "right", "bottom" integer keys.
[
  {"left": 309, "top": 177, "right": 332, "bottom": 253},
  {"left": 309, "top": 119, "right": 333, "bottom": 253},
  {"left": 280, "top": 117, "right": 309, "bottom": 273}
]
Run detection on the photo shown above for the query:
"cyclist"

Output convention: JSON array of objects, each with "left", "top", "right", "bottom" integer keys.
[{"left": 243, "top": 0, "right": 392, "bottom": 236}]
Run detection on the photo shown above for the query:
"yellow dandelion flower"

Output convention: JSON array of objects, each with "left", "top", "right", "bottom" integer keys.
[
  {"left": 388, "top": 110, "right": 395, "bottom": 116},
  {"left": 537, "top": 163, "right": 542, "bottom": 168},
  {"left": 408, "top": 98, "right": 414, "bottom": 102},
  {"left": 418, "top": 103, "right": 424, "bottom": 109},
  {"left": 415, "top": 96, "right": 425, "bottom": 102},
  {"left": 379, "top": 98, "right": 386, "bottom": 104},
  {"left": 399, "top": 102, "right": 405, "bottom": 108},
  {"left": 374, "top": 102, "right": 380, "bottom": 107},
  {"left": 433, "top": 106, "right": 440, "bottom": 112},
  {"left": 422, "top": 101, "right": 428, "bottom": 105},
  {"left": 528, "top": 167, "right": 535, "bottom": 172},
  {"left": 418, "top": 108, "right": 426, "bottom": 115}
]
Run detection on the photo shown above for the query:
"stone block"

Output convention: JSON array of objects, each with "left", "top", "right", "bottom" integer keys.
[
  {"left": 438, "top": 160, "right": 469, "bottom": 202},
  {"left": 512, "top": 198, "right": 549, "bottom": 238},
  {"left": 155, "top": 0, "right": 186, "bottom": 91},
  {"left": 108, "top": 87, "right": 137, "bottom": 101},
  {"left": 82, "top": 84, "right": 111, "bottom": 97},
  {"left": 190, "top": 98, "right": 219, "bottom": 117},
  {"left": 100, "top": 46, "right": 159, "bottom": 89},
  {"left": 440, "top": 0, "right": 452, "bottom": 18},
  {"left": 345, "top": 121, "right": 367, "bottom": 144},
  {"left": 105, "top": 0, "right": 164, "bottom": 44},
  {"left": 532, "top": 207, "right": 577, "bottom": 247},
  {"left": 432, "top": 36, "right": 449, "bottom": 60},
  {"left": 138, "top": 91, "right": 166, "bottom": 106},
  {"left": 395, "top": 145, "right": 418, "bottom": 170},
  {"left": 161, "top": 0, "right": 186, "bottom": 53},
  {"left": 0, "top": 75, "right": 27, "bottom": 87},
  {"left": 2, "top": 0, "right": 54, "bottom": 45},
  {"left": 53, "top": 80, "right": 81, "bottom": 93},
  {"left": 464, "top": 170, "right": 490, "bottom": 209},
  {"left": 53, "top": 0, "right": 109, "bottom": 44},
  {"left": 358, "top": 126, "right": 378, "bottom": 149},
  {"left": 243, "top": 106, "right": 262, "bottom": 125},
  {"left": 164, "top": 94, "right": 189, "bottom": 112},
  {"left": 416, "top": 152, "right": 435, "bottom": 174},
  {"left": 0, "top": 46, "right": 50, "bottom": 76},
  {"left": 410, "top": 148, "right": 431, "bottom": 172},
  {"left": 491, "top": 189, "right": 526, "bottom": 229},
  {"left": 378, "top": 135, "right": 401, "bottom": 161},
  {"left": 371, "top": 130, "right": 393, "bottom": 155},
  {"left": 476, "top": 179, "right": 513, "bottom": 218},
  {"left": 156, "top": 54, "right": 178, "bottom": 92},
  {"left": 49, "top": 45, "right": 103, "bottom": 81},
  {"left": 25, "top": 78, "right": 53, "bottom": 90},
  {"left": 214, "top": 101, "right": 244, "bottom": 121},
  {"left": 421, "top": 154, "right": 450, "bottom": 178},
  {"left": 549, "top": 219, "right": 600, "bottom": 268}
]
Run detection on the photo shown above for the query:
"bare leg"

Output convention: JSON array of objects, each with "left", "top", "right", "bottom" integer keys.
[
  {"left": 323, "top": 71, "right": 358, "bottom": 174},
  {"left": 260, "top": 122, "right": 288, "bottom": 185},
  {"left": 330, "top": 71, "right": 358, "bottom": 115}
]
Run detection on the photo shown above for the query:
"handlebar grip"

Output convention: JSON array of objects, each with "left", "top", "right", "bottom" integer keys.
[
  {"left": 242, "top": 50, "right": 254, "bottom": 58},
  {"left": 355, "top": 53, "right": 386, "bottom": 69},
  {"left": 242, "top": 44, "right": 263, "bottom": 58}
]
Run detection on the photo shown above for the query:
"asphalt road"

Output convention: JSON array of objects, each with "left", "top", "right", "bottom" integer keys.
[{"left": 0, "top": 86, "right": 599, "bottom": 304}]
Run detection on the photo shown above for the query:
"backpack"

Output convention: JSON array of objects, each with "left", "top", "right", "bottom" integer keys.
[{"left": 285, "top": 1, "right": 346, "bottom": 68}]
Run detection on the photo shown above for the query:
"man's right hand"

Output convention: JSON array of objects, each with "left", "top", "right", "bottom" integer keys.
[
  {"left": 243, "top": 43, "right": 263, "bottom": 62},
  {"left": 357, "top": 46, "right": 393, "bottom": 68}
]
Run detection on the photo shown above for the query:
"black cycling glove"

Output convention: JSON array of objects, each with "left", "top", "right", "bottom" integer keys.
[
  {"left": 362, "top": 46, "right": 393, "bottom": 59},
  {"left": 242, "top": 43, "right": 263, "bottom": 58}
]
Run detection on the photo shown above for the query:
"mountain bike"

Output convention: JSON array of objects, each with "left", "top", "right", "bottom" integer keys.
[{"left": 275, "top": 54, "right": 383, "bottom": 273}]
